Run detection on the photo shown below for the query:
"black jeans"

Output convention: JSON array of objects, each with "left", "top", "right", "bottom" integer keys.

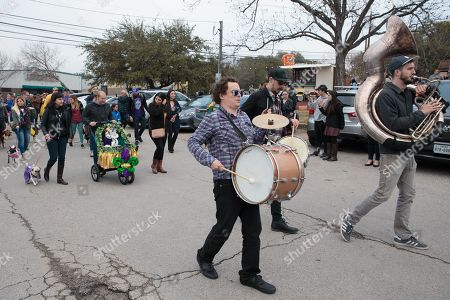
[
  {"left": 166, "top": 122, "right": 179, "bottom": 151},
  {"left": 314, "top": 120, "right": 327, "bottom": 151},
  {"left": 151, "top": 136, "right": 166, "bottom": 160},
  {"left": 367, "top": 136, "right": 380, "bottom": 160},
  {"left": 271, "top": 201, "right": 282, "bottom": 222},
  {"left": 119, "top": 112, "right": 128, "bottom": 128},
  {"left": 198, "top": 180, "right": 262, "bottom": 279},
  {"left": 46, "top": 137, "right": 68, "bottom": 168},
  {"left": 134, "top": 115, "right": 146, "bottom": 139}
]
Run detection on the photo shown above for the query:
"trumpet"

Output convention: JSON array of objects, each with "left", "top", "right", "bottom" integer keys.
[{"left": 407, "top": 76, "right": 447, "bottom": 140}]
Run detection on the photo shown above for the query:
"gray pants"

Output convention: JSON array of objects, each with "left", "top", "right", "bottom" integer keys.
[{"left": 349, "top": 154, "right": 417, "bottom": 240}]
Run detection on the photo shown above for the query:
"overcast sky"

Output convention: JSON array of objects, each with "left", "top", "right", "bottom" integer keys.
[{"left": 0, "top": 0, "right": 369, "bottom": 73}]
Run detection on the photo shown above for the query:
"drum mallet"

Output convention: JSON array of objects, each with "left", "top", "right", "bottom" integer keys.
[{"left": 222, "top": 168, "right": 255, "bottom": 184}]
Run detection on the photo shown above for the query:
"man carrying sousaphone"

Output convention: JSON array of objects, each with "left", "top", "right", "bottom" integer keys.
[
  {"left": 340, "top": 56, "right": 444, "bottom": 249},
  {"left": 187, "top": 77, "right": 276, "bottom": 294},
  {"left": 241, "top": 67, "right": 300, "bottom": 234}
]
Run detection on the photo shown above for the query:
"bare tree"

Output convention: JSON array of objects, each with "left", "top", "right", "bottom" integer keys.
[
  {"left": 20, "top": 43, "right": 69, "bottom": 90},
  {"left": 0, "top": 51, "right": 18, "bottom": 88},
  {"left": 234, "top": 0, "right": 444, "bottom": 85}
]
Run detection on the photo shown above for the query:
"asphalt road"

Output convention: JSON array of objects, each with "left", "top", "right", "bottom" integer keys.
[{"left": 0, "top": 129, "right": 449, "bottom": 300}]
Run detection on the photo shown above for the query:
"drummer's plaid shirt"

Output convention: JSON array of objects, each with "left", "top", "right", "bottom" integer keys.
[{"left": 188, "top": 107, "right": 266, "bottom": 180}]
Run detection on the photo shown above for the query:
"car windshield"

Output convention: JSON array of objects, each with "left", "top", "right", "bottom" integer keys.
[
  {"left": 438, "top": 81, "right": 450, "bottom": 117},
  {"left": 189, "top": 96, "right": 213, "bottom": 107},
  {"left": 336, "top": 94, "right": 355, "bottom": 107}
]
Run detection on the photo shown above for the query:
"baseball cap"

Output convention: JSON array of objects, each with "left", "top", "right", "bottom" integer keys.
[
  {"left": 268, "top": 68, "right": 290, "bottom": 83},
  {"left": 317, "top": 84, "right": 328, "bottom": 92},
  {"left": 388, "top": 56, "right": 414, "bottom": 74},
  {"left": 52, "top": 87, "right": 59, "bottom": 91}
]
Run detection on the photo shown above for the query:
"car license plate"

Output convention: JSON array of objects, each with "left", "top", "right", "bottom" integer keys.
[{"left": 433, "top": 143, "right": 450, "bottom": 155}]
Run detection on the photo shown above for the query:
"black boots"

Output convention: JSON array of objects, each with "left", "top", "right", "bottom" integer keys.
[
  {"left": 57, "top": 165, "right": 68, "bottom": 185},
  {"left": 327, "top": 143, "right": 338, "bottom": 161},
  {"left": 322, "top": 143, "right": 331, "bottom": 160},
  {"left": 44, "top": 164, "right": 51, "bottom": 182},
  {"left": 271, "top": 219, "right": 299, "bottom": 234}
]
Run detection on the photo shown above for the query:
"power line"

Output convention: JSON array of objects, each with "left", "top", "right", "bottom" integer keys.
[
  {"left": 0, "top": 35, "right": 80, "bottom": 47},
  {"left": 0, "top": 29, "right": 85, "bottom": 44},
  {"left": 0, "top": 21, "right": 103, "bottom": 40},
  {"left": 28, "top": 0, "right": 218, "bottom": 24},
  {"left": 0, "top": 12, "right": 106, "bottom": 31}
]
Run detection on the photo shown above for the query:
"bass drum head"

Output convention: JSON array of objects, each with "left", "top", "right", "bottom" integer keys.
[
  {"left": 233, "top": 145, "right": 274, "bottom": 204},
  {"left": 278, "top": 136, "right": 309, "bottom": 165}
]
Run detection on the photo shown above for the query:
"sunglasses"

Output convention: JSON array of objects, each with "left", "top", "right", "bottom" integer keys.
[
  {"left": 277, "top": 80, "right": 288, "bottom": 86},
  {"left": 231, "top": 90, "right": 241, "bottom": 97}
]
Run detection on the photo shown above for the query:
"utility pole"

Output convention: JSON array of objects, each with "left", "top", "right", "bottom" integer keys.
[{"left": 216, "top": 20, "right": 223, "bottom": 82}]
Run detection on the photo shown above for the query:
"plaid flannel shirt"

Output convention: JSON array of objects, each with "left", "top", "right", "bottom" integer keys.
[{"left": 187, "top": 107, "right": 266, "bottom": 180}]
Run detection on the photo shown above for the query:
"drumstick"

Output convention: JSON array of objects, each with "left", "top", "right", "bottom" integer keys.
[
  {"left": 291, "top": 112, "right": 296, "bottom": 137},
  {"left": 222, "top": 168, "right": 255, "bottom": 183}
]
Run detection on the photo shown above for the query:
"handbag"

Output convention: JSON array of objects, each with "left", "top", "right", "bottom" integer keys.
[{"left": 151, "top": 128, "right": 165, "bottom": 138}]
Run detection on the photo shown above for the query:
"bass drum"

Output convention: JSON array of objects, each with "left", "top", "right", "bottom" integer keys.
[
  {"left": 278, "top": 136, "right": 310, "bottom": 167},
  {"left": 232, "top": 144, "right": 304, "bottom": 205}
]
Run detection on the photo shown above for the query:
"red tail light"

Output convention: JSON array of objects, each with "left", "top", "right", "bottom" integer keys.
[
  {"left": 308, "top": 109, "right": 315, "bottom": 115},
  {"left": 347, "top": 111, "right": 357, "bottom": 118}
]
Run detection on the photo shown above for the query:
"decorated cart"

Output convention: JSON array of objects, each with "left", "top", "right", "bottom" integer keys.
[{"left": 90, "top": 122, "right": 139, "bottom": 185}]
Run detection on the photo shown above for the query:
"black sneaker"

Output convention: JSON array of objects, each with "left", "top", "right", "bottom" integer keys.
[
  {"left": 138, "top": 136, "right": 143, "bottom": 142},
  {"left": 81, "top": 144, "right": 84, "bottom": 148},
  {"left": 394, "top": 236, "right": 429, "bottom": 250},
  {"left": 340, "top": 214, "right": 353, "bottom": 242},
  {"left": 196, "top": 250, "right": 218, "bottom": 279},
  {"left": 271, "top": 219, "right": 298, "bottom": 234},
  {"left": 240, "top": 275, "right": 276, "bottom": 294},
  {"left": 69, "top": 141, "right": 73, "bottom": 147}
]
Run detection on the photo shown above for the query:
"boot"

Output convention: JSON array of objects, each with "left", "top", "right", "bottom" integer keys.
[
  {"left": 322, "top": 143, "right": 331, "bottom": 160},
  {"left": 157, "top": 160, "right": 167, "bottom": 173},
  {"left": 312, "top": 147, "right": 320, "bottom": 156},
  {"left": 44, "top": 163, "right": 52, "bottom": 182},
  {"left": 151, "top": 159, "right": 158, "bottom": 174},
  {"left": 328, "top": 143, "right": 338, "bottom": 161},
  {"left": 57, "top": 165, "right": 68, "bottom": 185}
]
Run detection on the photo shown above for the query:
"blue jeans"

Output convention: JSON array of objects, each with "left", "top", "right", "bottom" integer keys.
[
  {"left": 90, "top": 130, "right": 98, "bottom": 165},
  {"left": 71, "top": 122, "right": 84, "bottom": 144},
  {"left": 15, "top": 127, "right": 30, "bottom": 154},
  {"left": 46, "top": 138, "right": 67, "bottom": 168}
]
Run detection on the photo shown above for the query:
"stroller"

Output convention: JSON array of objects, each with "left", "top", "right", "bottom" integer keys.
[{"left": 90, "top": 122, "right": 139, "bottom": 185}]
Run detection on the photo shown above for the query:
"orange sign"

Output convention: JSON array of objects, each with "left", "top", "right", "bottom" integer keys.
[{"left": 282, "top": 54, "right": 296, "bottom": 66}]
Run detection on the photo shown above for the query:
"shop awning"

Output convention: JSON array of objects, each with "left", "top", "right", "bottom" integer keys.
[{"left": 22, "top": 85, "right": 64, "bottom": 91}]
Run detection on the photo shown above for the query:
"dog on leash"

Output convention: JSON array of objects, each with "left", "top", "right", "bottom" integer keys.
[
  {"left": 7, "top": 145, "right": 20, "bottom": 164},
  {"left": 0, "top": 127, "right": 11, "bottom": 148},
  {"left": 24, "top": 164, "right": 41, "bottom": 186}
]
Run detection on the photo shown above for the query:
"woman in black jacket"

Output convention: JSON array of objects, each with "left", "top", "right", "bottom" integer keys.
[
  {"left": 41, "top": 92, "right": 72, "bottom": 184},
  {"left": 166, "top": 90, "right": 182, "bottom": 153},
  {"left": 148, "top": 92, "right": 169, "bottom": 174},
  {"left": 319, "top": 90, "right": 344, "bottom": 161}
]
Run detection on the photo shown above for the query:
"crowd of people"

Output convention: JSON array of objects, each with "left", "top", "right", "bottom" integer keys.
[{"left": 0, "top": 87, "right": 185, "bottom": 184}]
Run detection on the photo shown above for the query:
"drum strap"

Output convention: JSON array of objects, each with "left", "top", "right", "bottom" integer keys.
[{"left": 221, "top": 110, "right": 249, "bottom": 145}]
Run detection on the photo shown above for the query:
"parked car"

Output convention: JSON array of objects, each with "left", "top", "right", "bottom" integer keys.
[
  {"left": 307, "top": 88, "right": 367, "bottom": 146},
  {"left": 70, "top": 92, "right": 91, "bottom": 107},
  {"left": 137, "top": 90, "right": 190, "bottom": 118},
  {"left": 180, "top": 95, "right": 213, "bottom": 130},
  {"left": 190, "top": 94, "right": 252, "bottom": 129},
  {"left": 106, "top": 97, "right": 118, "bottom": 106},
  {"left": 415, "top": 79, "right": 450, "bottom": 162}
]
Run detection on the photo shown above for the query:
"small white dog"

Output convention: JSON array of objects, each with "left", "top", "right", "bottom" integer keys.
[{"left": 24, "top": 164, "right": 41, "bottom": 186}]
